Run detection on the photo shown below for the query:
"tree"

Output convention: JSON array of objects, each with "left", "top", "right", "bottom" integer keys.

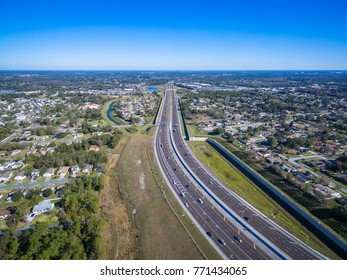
[
  {"left": 211, "top": 127, "right": 225, "bottom": 135},
  {"left": 11, "top": 191, "right": 23, "bottom": 202},
  {"left": 42, "top": 188, "right": 53, "bottom": 197},
  {"left": 268, "top": 136, "right": 278, "bottom": 148}
]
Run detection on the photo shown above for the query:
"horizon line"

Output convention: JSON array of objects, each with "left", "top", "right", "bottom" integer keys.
[{"left": 0, "top": 69, "right": 346, "bottom": 72}]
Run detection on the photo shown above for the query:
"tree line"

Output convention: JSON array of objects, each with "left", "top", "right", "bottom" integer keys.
[{"left": 0, "top": 176, "right": 103, "bottom": 259}]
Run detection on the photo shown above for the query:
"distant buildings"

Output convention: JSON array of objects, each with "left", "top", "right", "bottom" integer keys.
[{"left": 81, "top": 103, "right": 100, "bottom": 110}]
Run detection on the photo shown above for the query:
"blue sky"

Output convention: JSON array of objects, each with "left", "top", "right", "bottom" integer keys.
[{"left": 0, "top": 0, "right": 346, "bottom": 70}]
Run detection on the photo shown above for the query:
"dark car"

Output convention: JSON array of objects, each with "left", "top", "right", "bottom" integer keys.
[
  {"left": 218, "top": 238, "right": 226, "bottom": 245},
  {"left": 234, "top": 235, "right": 242, "bottom": 243},
  {"left": 206, "top": 231, "right": 213, "bottom": 237}
]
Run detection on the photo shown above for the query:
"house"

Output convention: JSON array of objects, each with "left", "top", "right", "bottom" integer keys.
[
  {"left": 32, "top": 200, "right": 54, "bottom": 215},
  {"left": 0, "top": 171, "right": 13, "bottom": 183},
  {"left": 296, "top": 173, "right": 311, "bottom": 184},
  {"left": 11, "top": 161, "right": 24, "bottom": 169},
  {"left": 82, "top": 164, "right": 93, "bottom": 173},
  {"left": 266, "top": 156, "right": 279, "bottom": 164},
  {"left": 89, "top": 145, "right": 100, "bottom": 151},
  {"left": 70, "top": 165, "right": 80, "bottom": 174},
  {"left": 336, "top": 197, "right": 347, "bottom": 206},
  {"left": 14, "top": 171, "right": 26, "bottom": 181},
  {"left": 72, "top": 133, "right": 83, "bottom": 138},
  {"left": 281, "top": 165, "right": 296, "bottom": 173},
  {"left": 11, "top": 149, "right": 22, "bottom": 156},
  {"left": 2, "top": 161, "right": 15, "bottom": 170},
  {"left": 313, "top": 185, "right": 341, "bottom": 200},
  {"left": 31, "top": 169, "right": 40, "bottom": 179},
  {"left": 57, "top": 166, "right": 69, "bottom": 178},
  {"left": 43, "top": 168, "right": 55, "bottom": 177},
  {"left": 40, "top": 147, "right": 53, "bottom": 155},
  {"left": 26, "top": 148, "right": 37, "bottom": 156},
  {"left": 257, "top": 150, "right": 271, "bottom": 157},
  {"left": 0, "top": 209, "right": 10, "bottom": 220},
  {"left": 55, "top": 185, "right": 65, "bottom": 196},
  {"left": 81, "top": 103, "right": 100, "bottom": 110},
  {"left": 94, "top": 163, "right": 103, "bottom": 174},
  {"left": 287, "top": 149, "right": 298, "bottom": 155}
]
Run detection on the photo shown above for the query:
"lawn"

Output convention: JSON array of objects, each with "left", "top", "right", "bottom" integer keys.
[
  {"left": 32, "top": 212, "right": 59, "bottom": 225},
  {"left": 12, "top": 149, "right": 29, "bottom": 161},
  {"left": 0, "top": 219, "right": 7, "bottom": 230}
]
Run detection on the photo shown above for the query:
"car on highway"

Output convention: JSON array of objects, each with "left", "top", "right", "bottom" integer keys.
[
  {"left": 184, "top": 202, "right": 189, "bottom": 208},
  {"left": 206, "top": 231, "right": 213, "bottom": 237},
  {"left": 180, "top": 192, "right": 185, "bottom": 197},
  {"left": 218, "top": 238, "right": 226, "bottom": 245},
  {"left": 244, "top": 216, "right": 249, "bottom": 221},
  {"left": 234, "top": 235, "right": 242, "bottom": 243},
  {"left": 185, "top": 184, "right": 189, "bottom": 188},
  {"left": 197, "top": 198, "right": 203, "bottom": 204},
  {"left": 209, "top": 181, "right": 213, "bottom": 185}
]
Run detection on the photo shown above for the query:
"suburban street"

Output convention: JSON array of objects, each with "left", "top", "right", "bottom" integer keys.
[{"left": 0, "top": 178, "right": 68, "bottom": 191}]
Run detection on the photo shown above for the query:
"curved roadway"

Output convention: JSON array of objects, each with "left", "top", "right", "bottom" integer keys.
[{"left": 155, "top": 84, "right": 323, "bottom": 260}]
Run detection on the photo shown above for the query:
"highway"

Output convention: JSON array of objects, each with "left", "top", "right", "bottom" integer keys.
[
  {"left": 155, "top": 85, "right": 279, "bottom": 259},
  {"left": 155, "top": 83, "right": 324, "bottom": 260}
]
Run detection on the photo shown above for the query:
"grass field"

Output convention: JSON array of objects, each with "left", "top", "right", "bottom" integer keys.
[
  {"left": 101, "top": 99, "right": 119, "bottom": 126},
  {"left": 187, "top": 141, "right": 342, "bottom": 259},
  {"left": 187, "top": 125, "right": 208, "bottom": 137},
  {"left": 114, "top": 134, "right": 207, "bottom": 259},
  {"left": 99, "top": 135, "right": 135, "bottom": 260},
  {"left": 32, "top": 211, "right": 59, "bottom": 225}
]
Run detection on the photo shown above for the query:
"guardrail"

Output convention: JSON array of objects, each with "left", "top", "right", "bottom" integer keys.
[
  {"left": 207, "top": 138, "right": 347, "bottom": 259},
  {"left": 177, "top": 98, "right": 190, "bottom": 141},
  {"left": 152, "top": 97, "right": 162, "bottom": 125}
]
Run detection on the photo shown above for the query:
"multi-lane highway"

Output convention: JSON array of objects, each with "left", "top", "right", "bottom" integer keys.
[{"left": 154, "top": 84, "right": 323, "bottom": 260}]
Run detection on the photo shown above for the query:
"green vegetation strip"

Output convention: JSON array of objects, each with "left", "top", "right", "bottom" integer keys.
[{"left": 188, "top": 141, "right": 307, "bottom": 237}]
